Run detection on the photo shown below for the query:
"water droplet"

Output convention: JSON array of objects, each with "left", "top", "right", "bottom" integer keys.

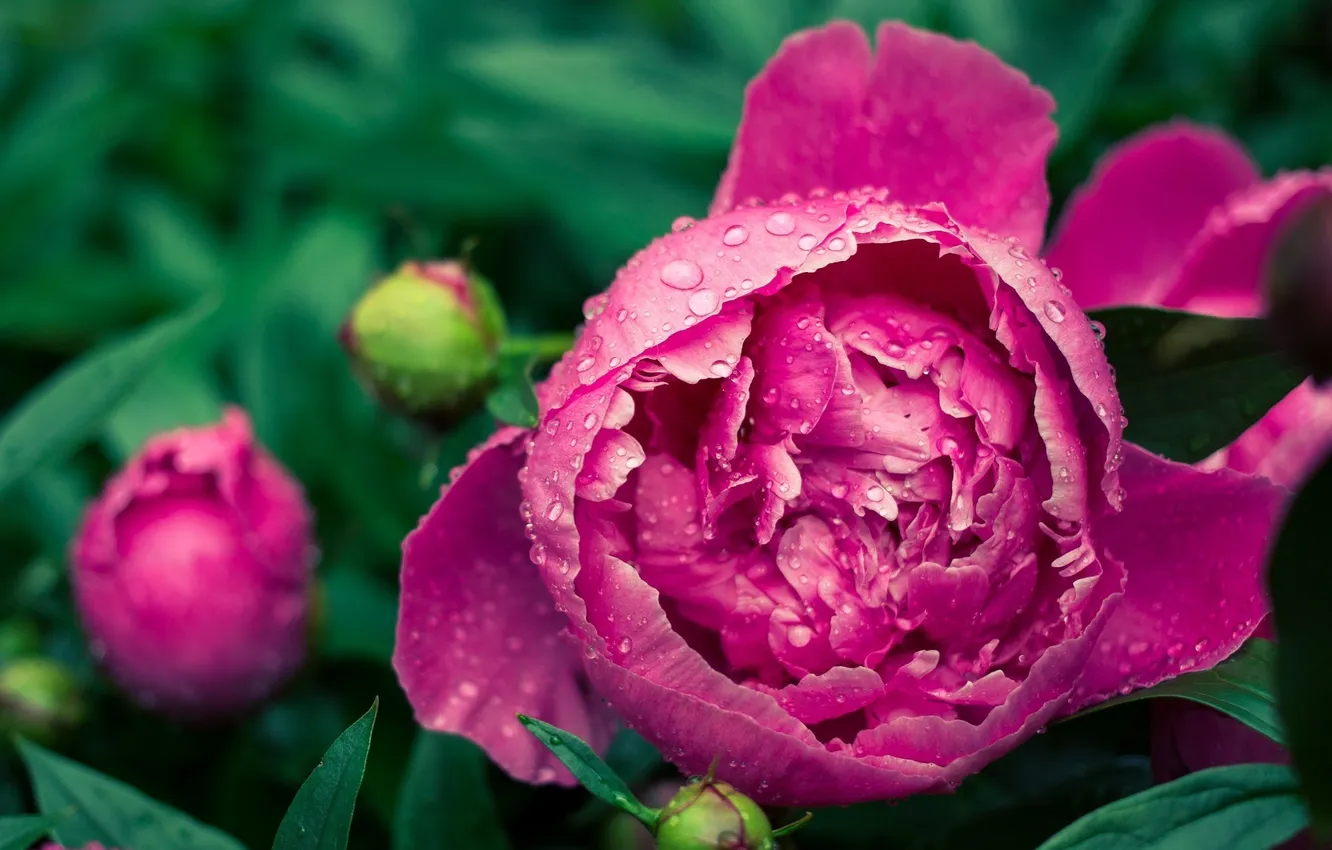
[
  {"left": 660, "top": 259, "right": 704, "bottom": 290},
  {"left": 1008, "top": 244, "right": 1030, "bottom": 261},
  {"left": 1044, "top": 300, "right": 1067, "bottom": 323},
  {"left": 546, "top": 500, "right": 565, "bottom": 522},
  {"left": 583, "top": 413, "right": 598, "bottom": 430},
  {"left": 671, "top": 215, "right": 695, "bottom": 232},
  {"left": 615, "top": 308, "right": 628, "bottom": 322},
  {"left": 576, "top": 356, "right": 595, "bottom": 372},
  {"left": 1090, "top": 320, "right": 1107, "bottom": 340},
  {"left": 722, "top": 225, "right": 749, "bottom": 246},
  {"left": 709, "top": 360, "right": 734, "bottom": 377},
  {"left": 797, "top": 233, "right": 818, "bottom": 250},
  {"left": 979, "top": 408, "right": 993, "bottom": 423},
  {"left": 618, "top": 637, "right": 633, "bottom": 654},
  {"left": 829, "top": 237, "right": 846, "bottom": 251},
  {"left": 765, "top": 211, "right": 796, "bottom": 235},
  {"left": 787, "top": 625, "right": 813, "bottom": 647},
  {"left": 688, "top": 289, "right": 719, "bottom": 316},
  {"left": 530, "top": 543, "right": 546, "bottom": 565},
  {"left": 865, "top": 486, "right": 885, "bottom": 502}
]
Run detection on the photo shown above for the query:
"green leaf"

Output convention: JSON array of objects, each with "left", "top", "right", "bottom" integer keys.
[
  {"left": 1270, "top": 452, "right": 1332, "bottom": 838},
  {"left": 319, "top": 566, "right": 398, "bottom": 663},
  {"left": 485, "top": 353, "right": 539, "bottom": 428},
  {"left": 1036, "top": 763, "right": 1307, "bottom": 850},
  {"left": 517, "top": 715, "right": 658, "bottom": 827},
  {"left": 17, "top": 737, "right": 245, "bottom": 850},
  {"left": 0, "top": 812, "right": 69, "bottom": 850},
  {"left": 393, "top": 731, "right": 509, "bottom": 850},
  {"left": 273, "top": 699, "right": 379, "bottom": 850},
  {"left": 1069, "top": 639, "right": 1282, "bottom": 744},
  {"left": 0, "top": 297, "right": 216, "bottom": 495},
  {"left": 452, "top": 39, "right": 741, "bottom": 152},
  {"left": 103, "top": 358, "right": 224, "bottom": 461},
  {"left": 1092, "top": 307, "right": 1306, "bottom": 462}
]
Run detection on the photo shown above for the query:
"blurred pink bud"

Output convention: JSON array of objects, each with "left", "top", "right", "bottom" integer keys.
[{"left": 71, "top": 408, "right": 314, "bottom": 720}]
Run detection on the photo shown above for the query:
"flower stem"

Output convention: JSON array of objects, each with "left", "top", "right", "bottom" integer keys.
[{"left": 500, "top": 333, "right": 574, "bottom": 364}]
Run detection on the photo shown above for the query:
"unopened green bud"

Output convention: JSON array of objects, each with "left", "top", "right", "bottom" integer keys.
[
  {"left": 341, "top": 260, "right": 507, "bottom": 425},
  {"left": 655, "top": 777, "right": 774, "bottom": 850},
  {"left": 0, "top": 658, "right": 85, "bottom": 744}
]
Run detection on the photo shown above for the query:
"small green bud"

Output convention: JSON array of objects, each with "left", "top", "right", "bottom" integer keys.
[
  {"left": 655, "top": 777, "right": 774, "bottom": 850},
  {"left": 341, "top": 259, "right": 507, "bottom": 426},
  {"left": 0, "top": 657, "right": 85, "bottom": 744}
]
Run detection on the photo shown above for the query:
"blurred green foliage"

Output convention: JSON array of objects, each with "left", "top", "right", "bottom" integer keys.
[{"left": 0, "top": 0, "right": 1329, "bottom": 847}]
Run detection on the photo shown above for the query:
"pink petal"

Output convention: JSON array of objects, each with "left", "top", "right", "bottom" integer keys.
[
  {"left": 711, "top": 21, "right": 1056, "bottom": 251},
  {"left": 1066, "top": 443, "right": 1286, "bottom": 711},
  {"left": 1045, "top": 123, "right": 1259, "bottom": 310},
  {"left": 393, "top": 427, "right": 612, "bottom": 785},
  {"left": 1163, "top": 171, "right": 1332, "bottom": 316},
  {"left": 1213, "top": 383, "right": 1332, "bottom": 490}
]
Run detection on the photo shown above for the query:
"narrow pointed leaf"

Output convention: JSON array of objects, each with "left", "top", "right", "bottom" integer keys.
[
  {"left": 273, "top": 699, "right": 379, "bottom": 850},
  {"left": 1069, "top": 639, "right": 1282, "bottom": 743},
  {"left": 17, "top": 737, "right": 244, "bottom": 850},
  {"left": 1270, "top": 452, "right": 1332, "bottom": 837},
  {"left": 517, "top": 715, "right": 657, "bottom": 827},
  {"left": 1092, "top": 306, "right": 1306, "bottom": 462},
  {"left": 0, "top": 297, "right": 216, "bottom": 494},
  {"left": 1036, "top": 763, "right": 1306, "bottom": 850}
]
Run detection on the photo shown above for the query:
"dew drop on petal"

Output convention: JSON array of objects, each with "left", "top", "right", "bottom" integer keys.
[
  {"left": 797, "top": 233, "right": 818, "bottom": 251},
  {"left": 722, "top": 225, "right": 749, "bottom": 246},
  {"left": 1044, "top": 300, "right": 1067, "bottom": 323},
  {"left": 765, "top": 211, "right": 796, "bottom": 235},
  {"left": 709, "top": 360, "right": 734, "bottom": 377},
  {"left": 545, "top": 500, "right": 565, "bottom": 522},
  {"left": 688, "top": 289, "right": 720, "bottom": 316},
  {"left": 660, "top": 259, "right": 704, "bottom": 290}
]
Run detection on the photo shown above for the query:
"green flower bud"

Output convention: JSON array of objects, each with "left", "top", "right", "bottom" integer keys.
[
  {"left": 341, "top": 260, "right": 507, "bottom": 426},
  {"left": 655, "top": 777, "right": 774, "bottom": 850},
  {"left": 0, "top": 658, "right": 85, "bottom": 744}
]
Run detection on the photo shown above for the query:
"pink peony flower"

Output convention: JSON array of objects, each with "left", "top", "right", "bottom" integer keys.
[
  {"left": 394, "top": 21, "right": 1300, "bottom": 804},
  {"left": 1050, "top": 122, "right": 1332, "bottom": 847},
  {"left": 72, "top": 407, "right": 313, "bottom": 720}
]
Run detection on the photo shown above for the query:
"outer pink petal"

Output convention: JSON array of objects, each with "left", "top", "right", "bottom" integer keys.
[
  {"left": 1045, "top": 123, "right": 1259, "bottom": 310},
  {"left": 1213, "top": 383, "right": 1332, "bottom": 490},
  {"left": 1163, "top": 170, "right": 1332, "bottom": 316},
  {"left": 710, "top": 21, "right": 1056, "bottom": 250},
  {"left": 393, "top": 427, "right": 611, "bottom": 785},
  {"left": 1066, "top": 443, "right": 1286, "bottom": 711}
]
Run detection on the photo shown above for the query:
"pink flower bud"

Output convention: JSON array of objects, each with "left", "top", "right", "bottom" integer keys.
[{"left": 71, "top": 408, "right": 313, "bottom": 720}]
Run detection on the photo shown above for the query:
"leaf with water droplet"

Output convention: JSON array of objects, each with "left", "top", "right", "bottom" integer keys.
[
  {"left": 1065, "top": 639, "right": 1282, "bottom": 743},
  {"left": 1270, "top": 452, "right": 1332, "bottom": 838},
  {"left": 17, "top": 736, "right": 245, "bottom": 850},
  {"left": 273, "top": 699, "right": 378, "bottom": 850},
  {"left": 1034, "top": 763, "right": 1305, "bottom": 850},
  {"left": 1093, "top": 306, "right": 1306, "bottom": 463},
  {"left": 0, "top": 296, "right": 216, "bottom": 495},
  {"left": 517, "top": 715, "right": 659, "bottom": 828}
]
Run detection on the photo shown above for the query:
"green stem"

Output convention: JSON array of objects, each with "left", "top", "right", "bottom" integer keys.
[{"left": 500, "top": 332, "right": 574, "bottom": 364}]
